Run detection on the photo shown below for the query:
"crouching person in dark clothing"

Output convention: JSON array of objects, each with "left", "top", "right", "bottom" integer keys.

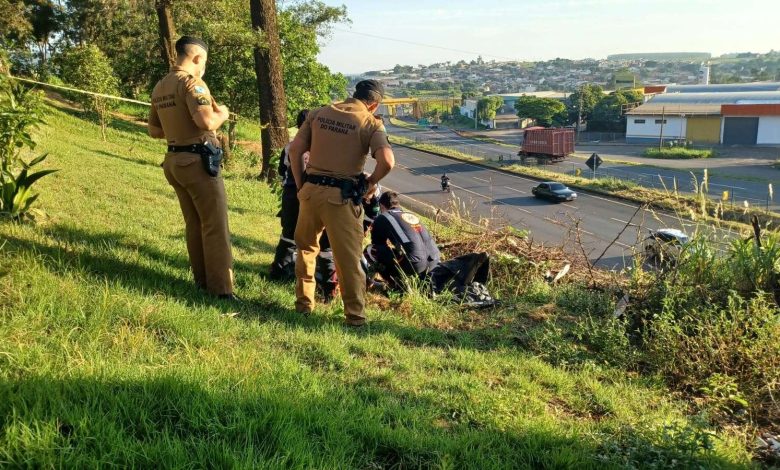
[
  {"left": 269, "top": 109, "right": 337, "bottom": 301},
  {"left": 364, "top": 191, "right": 440, "bottom": 290}
]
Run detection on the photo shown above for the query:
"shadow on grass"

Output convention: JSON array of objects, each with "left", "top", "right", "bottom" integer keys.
[
  {"left": 95, "top": 150, "right": 161, "bottom": 169},
  {"left": 1, "top": 219, "right": 618, "bottom": 356},
  {"left": 3, "top": 219, "right": 555, "bottom": 352},
  {"left": 0, "top": 373, "right": 729, "bottom": 468},
  {"left": 2, "top": 223, "right": 285, "bottom": 315}
]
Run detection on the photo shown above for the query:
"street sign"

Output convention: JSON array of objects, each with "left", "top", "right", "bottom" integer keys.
[{"left": 585, "top": 153, "right": 603, "bottom": 171}]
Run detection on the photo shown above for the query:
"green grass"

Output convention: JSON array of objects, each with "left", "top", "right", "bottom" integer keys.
[
  {"left": 0, "top": 102, "right": 756, "bottom": 467},
  {"left": 642, "top": 147, "right": 715, "bottom": 159}
]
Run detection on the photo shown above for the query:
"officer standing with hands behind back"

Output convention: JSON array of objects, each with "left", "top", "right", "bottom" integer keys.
[
  {"left": 288, "top": 80, "right": 395, "bottom": 326},
  {"left": 147, "top": 36, "right": 236, "bottom": 300}
]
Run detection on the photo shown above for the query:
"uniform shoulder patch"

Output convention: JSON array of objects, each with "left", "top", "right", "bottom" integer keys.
[
  {"left": 196, "top": 96, "right": 210, "bottom": 106},
  {"left": 400, "top": 213, "right": 420, "bottom": 225}
]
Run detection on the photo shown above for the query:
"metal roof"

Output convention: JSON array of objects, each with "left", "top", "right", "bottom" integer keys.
[
  {"left": 627, "top": 104, "right": 722, "bottom": 116},
  {"left": 650, "top": 91, "right": 780, "bottom": 104},
  {"left": 664, "top": 82, "right": 780, "bottom": 93},
  {"left": 628, "top": 91, "right": 780, "bottom": 115}
]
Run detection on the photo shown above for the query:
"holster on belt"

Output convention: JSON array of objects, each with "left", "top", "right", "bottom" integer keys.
[
  {"left": 305, "top": 173, "right": 367, "bottom": 206},
  {"left": 168, "top": 142, "right": 223, "bottom": 177},
  {"left": 198, "top": 142, "right": 224, "bottom": 177},
  {"left": 341, "top": 173, "right": 368, "bottom": 206}
]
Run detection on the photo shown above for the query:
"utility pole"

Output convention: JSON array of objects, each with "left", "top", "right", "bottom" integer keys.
[
  {"left": 250, "top": 0, "right": 289, "bottom": 181},
  {"left": 155, "top": 0, "right": 177, "bottom": 68},
  {"left": 658, "top": 106, "right": 666, "bottom": 150},
  {"left": 576, "top": 84, "right": 583, "bottom": 143}
]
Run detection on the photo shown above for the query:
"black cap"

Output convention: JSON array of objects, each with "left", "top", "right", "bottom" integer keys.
[
  {"left": 353, "top": 79, "right": 384, "bottom": 102},
  {"left": 175, "top": 36, "right": 208, "bottom": 56}
]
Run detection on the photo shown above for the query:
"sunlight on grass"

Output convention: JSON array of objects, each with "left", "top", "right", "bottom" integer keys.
[{"left": 0, "top": 101, "right": 753, "bottom": 467}]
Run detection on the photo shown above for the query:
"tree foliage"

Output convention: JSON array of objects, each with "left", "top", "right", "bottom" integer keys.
[
  {"left": 0, "top": 0, "right": 33, "bottom": 45},
  {"left": 58, "top": 44, "right": 120, "bottom": 140},
  {"left": 588, "top": 89, "right": 644, "bottom": 132},
  {"left": 61, "top": 0, "right": 163, "bottom": 96},
  {"left": 0, "top": 0, "right": 64, "bottom": 75},
  {"left": 278, "top": 2, "right": 348, "bottom": 121},
  {"left": 476, "top": 96, "right": 502, "bottom": 122},
  {"left": 174, "top": 0, "right": 348, "bottom": 124},
  {"left": 1, "top": 0, "right": 347, "bottom": 119},
  {"left": 514, "top": 95, "right": 567, "bottom": 127},
  {"left": 566, "top": 83, "right": 603, "bottom": 124}
]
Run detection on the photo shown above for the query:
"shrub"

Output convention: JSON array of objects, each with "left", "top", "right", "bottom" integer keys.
[
  {"left": 58, "top": 45, "right": 120, "bottom": 141},
  {"left": 729, "top": 231, "right": 780, "bottom": 296},
  {"left": 643, "top": 292, "right": 779, "bottom": 423},
  {"left": 554, "top": 284, "right": 615, "bottom": 317},
  {"left": 0, "top": 76, "right": 57, "bottom": 222},
  {"left": 643, "top": 147, "right": 714, "bottom": 159}
]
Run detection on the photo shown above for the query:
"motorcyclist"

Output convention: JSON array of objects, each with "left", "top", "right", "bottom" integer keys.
[{"left": 440, "top": 173, "right": 450, "bottom": 191}]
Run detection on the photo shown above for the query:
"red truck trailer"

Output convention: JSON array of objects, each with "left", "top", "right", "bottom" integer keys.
[{"left": 518, "top": 127, "right": 575, "bottom": 162}]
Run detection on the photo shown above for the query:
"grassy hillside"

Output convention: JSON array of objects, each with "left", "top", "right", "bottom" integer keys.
[{"left": 0, "top": 102, "right": 753, "bottom": 467}]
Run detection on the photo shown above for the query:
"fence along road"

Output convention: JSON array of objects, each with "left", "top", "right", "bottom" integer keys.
[{"left": 389, "top": 123, "right": 780, "bottom": 213}]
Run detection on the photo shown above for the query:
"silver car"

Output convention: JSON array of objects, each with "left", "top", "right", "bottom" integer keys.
[{"left": 644, "top": 228, "right": 689, "bottom": 264}]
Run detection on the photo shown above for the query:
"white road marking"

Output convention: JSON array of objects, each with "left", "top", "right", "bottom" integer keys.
[
  {"left": 503, "top": 186, "right": 526, "bottom": 194},
  {"left": 582, "top": 193, "right": 638, "bottom": 208},
  {"left": 473, "top": 176, "right": 490, "bottom": 183},
  {"left": 610, "top": 217, "right": 634, "bottom": 225}
]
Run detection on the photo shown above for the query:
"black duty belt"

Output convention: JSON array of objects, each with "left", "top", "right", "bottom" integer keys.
[
  {"left": 167, "top": 144, "right": 216, "bottom": 153},
  {"left": 305, "top": 174, "right": 352, "bottom": 188}
]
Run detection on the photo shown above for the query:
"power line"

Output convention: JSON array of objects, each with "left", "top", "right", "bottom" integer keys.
[{"left": 331, "top": 28, "right": 516, "bottom": 62}]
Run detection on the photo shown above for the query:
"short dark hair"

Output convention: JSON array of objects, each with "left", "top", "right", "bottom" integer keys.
[
  {"left": 379, "top": 191, "right": 400, "bottom": 209},
  {"left": 175, "top": 36, "right": 208, "bottom": 57},
  {"left": 295, "top": 109, "right": 309, "bottom": 128},
  {"left": 353, "top": 79, "right": 384, "bottom": 103}
]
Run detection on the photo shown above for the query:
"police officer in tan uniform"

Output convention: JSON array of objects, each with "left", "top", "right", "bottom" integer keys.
[
  {"left": 147, "top": 36, "right": 235, "bottom": 300},
  {"left": 288, "top": 80, "right": 395, "bottom": 326}
]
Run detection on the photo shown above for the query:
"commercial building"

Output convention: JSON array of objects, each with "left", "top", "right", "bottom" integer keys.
[{"left": 626, "top": 84, "right": 780, "bottom": 146}]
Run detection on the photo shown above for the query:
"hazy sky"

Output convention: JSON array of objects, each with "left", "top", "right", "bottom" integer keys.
[{"left": 315, "top": 0, "right": 780, "bottom": 74}]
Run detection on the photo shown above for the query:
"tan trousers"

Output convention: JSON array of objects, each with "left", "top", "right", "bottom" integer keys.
[
  {"left": 163, "top": 153, "right": 234, "bottom": 295},
  {"left": 295, "top": 183, "right": 366, "bottom": 324}
]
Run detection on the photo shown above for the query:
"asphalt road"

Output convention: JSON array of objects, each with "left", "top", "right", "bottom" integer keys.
[
  {"left": 371, "top": 144, "right": 732, "bottom": 270},
  {"left": 390, "top": 124, "right": 780, "bottom": 211}
]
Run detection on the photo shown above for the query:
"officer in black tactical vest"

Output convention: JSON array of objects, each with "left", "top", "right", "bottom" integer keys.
[{"left": 364, "top": 191, "right": 440, "bottom": 290}]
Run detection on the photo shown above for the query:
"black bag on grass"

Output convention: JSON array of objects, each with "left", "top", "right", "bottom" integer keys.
[{"left": 429, "top": 252, "right": 496, "bottom": 308}]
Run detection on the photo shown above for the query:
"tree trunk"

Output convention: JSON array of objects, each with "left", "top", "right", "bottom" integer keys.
[
  {"left": 249, "top": 0, "right": 289, "bottom": 181},
  {"left": 155, "top": 0, "right": 177, "bottom": 68},
  {"left": 228, "top": 120, "right": 238, "bottom": 150}
]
